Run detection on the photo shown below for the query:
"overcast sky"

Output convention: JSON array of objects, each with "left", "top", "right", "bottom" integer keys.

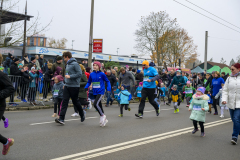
[{"left": 11, "top": 0, "right": 240, "bottom": 65}]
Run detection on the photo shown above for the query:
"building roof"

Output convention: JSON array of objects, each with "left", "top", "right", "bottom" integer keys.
[
  {"left": 0, "top": 10, "right": 33, "bottom": 24},
  {"left": 193, "top": 61, "right": 230, "bottom": 70}
]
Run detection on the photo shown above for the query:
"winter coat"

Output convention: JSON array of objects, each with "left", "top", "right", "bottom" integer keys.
[
  {"left": 136, "top": 73, "right": 143, "bottom": 82},
  {"left": 44, "top": 70, "right": 53, "bottom": 82},
  {"left": 38, "top": 58, "right": 44, "bottom": 70},
  {"left": 10, "top": 63, "right": 22, "bottom": 76},
  {"left": 5, "top": 53, "right": 13, "bottom": 68},
  {"left": 119, "top": 90, "right": 131, "bottom": 104},
  {"left": 119, "top": 71, "right": 135, "bottom": 87},
  {"left": 52, "top": 81, "right": 64, "bottom": 99},
  {"left": 78, "top": 73, "right": 88, "bottom": 99},
  {"left": 215, "top": 89, "right": 224, "bottom": 107},
  {"left": 65, "top": 58, "right": 82, "bottom": 87},
  {"left": 211, "top": 77, "right": 225, "bottom": 96},
  {"left": 189, "top": 94, "right": 209, "bottom": 123},
  {"left": 204, "top": 75, "right": 213, "bottom": 89},
  {"left": 169, "top": 90, "right": 181, "bottom": 102},
  {"left": 169, "top": 75, "right": 186, "bottom": 92},
  {"left": 222, "top": 73, "right": 240, "bottom": 110},
  {"left": 135, "top": 86, "right": 142, "bottom": 98},
  {"left": 204, "top": 79, "right": 211, "bottom": 92},
  {"left": 85, "top": 70, "right": 111, "bottom": 95},
  {"left": 29, "top": 72, "right": 39, "bottom": 88},
  {"left": 106, "top": 74, "right": 117, "bottom": 89},
  {"left": 53, "top": 66, "right": 63, "bottom": 77},
  {"left": 52, "top": 62, "right": 65, "bottom": 76},
  {"left": 0, "top": 71, "right": 14, "bottom": 119},
  {"left": 21, "top": 71, "right": 31, "bottom": 85}
]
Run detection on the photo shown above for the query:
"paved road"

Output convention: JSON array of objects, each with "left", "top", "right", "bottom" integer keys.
[{"left": 0, "top": 101, "right": 239, "bottom": 160}]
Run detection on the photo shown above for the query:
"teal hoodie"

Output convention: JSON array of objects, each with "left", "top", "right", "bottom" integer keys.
[
  {"left": 65, "top": 58, "right": 82, "bottom": 87},
  {"left": 119, "top": 90, "right": 131, "bottom": 104}
]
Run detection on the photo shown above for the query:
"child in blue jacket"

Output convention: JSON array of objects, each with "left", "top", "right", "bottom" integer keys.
[
  {"left": 84, "top": 61, "right": 111, "bottom": 127},
  {"left": 113, "top": 87, "right": 120, "bottom": 104},
  {"left": 118, "top": 85, "right": 132, "bottom": 117},
  {"left": 135, "top": 82, "right": 143, "bottom": 102},
  {"left": 52, "top": 75, "right": 64, "bottom": 118},
  {"left": 28, "top": 67, "right": 39, "bottom": 104}
]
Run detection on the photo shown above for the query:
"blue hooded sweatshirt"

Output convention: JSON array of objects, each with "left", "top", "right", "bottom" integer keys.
[
  {"left": 85, "top": 70, "right": 111, "bottom": 95},
  {"left": 211, "top": 77, "right": 225, "bottom": 96},
  {"left": 143, "top": 67, "right": 158, "bottom": 89},
  {"left": 136, "top": 86, "right": 142, "bottom": 98}
]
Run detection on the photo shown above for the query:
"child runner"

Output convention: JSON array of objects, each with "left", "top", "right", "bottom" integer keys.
[
  {"left": 207, "top": 91, "right": 212, "bottom": 114},
  {"left": 113, "top": 86, "right": 120, "bottom": 104},
  {"left": 188, "top": 87, "right": 209, "bottom": 137},
  {"left": 160, "top": 83, "right": 166, "bottom": 105},
  {"left": 183, "top": 81, "right": 195, "bottom": 108},
  {"left": 215, "top": 85, "right": 228, "bottom": 118},
  {"left": 169, "top": 85, "right": 181, "bottom": 113},
  {"left": 135, "top": 82, "right": 143, "bottom": 102},
  {"left": 84, "top": 61, "right": 111, "bottom": 127},
  {"left": 52, "top": 75, "right": 64, "bottom": 118},
  {"left": 118, "top": 85, "right": 131, "bottom": 117}
]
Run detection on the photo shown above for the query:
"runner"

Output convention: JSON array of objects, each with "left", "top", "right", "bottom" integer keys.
[
  {"left": 55, "top": 52, "right": 85, "bottom": 125},
  {"left": 135, "top": 60, "right": 160, "bottom": 118},
  {"left": 84, "top": 61, "right": 111, "bottom": 127},
  {"left": 0, "top": 53, "right": 15, "bottom": 155}
]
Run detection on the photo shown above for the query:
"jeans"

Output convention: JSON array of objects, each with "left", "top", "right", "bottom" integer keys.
[
  {"left": 106, "top": 92, "right": 113, "bottom": 105},
  {"left": 229, "top": 109, "right": 240, "bottom": 139}
]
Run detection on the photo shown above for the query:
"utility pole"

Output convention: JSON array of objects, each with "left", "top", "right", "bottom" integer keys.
[
  {"left": 204, "top": 31, "right": 208, "bottom": 71},
  {"left": 88, "top": 0, "right": 94, "bottom": 67},
  {"left": 0, "top": 0, "right": 4, "bottom": 45},
  {"left": 22, "top": 1, "right": 27, "bottom": 58},
  {"left": 117, "top": 48, "right": 119, "bottom": 55},
  {"left": 72, "top": 40, "right": 75, "bottom": 50}
]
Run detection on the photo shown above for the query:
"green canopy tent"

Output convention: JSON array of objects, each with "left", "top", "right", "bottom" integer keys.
[
  {"left": 207, "top": 65, "right": 221, "bottom": 73},
  {"left": 221, "top": 67, "right": 231, "bottom": 75},
  {"left": 191, "top": 66, "right": 204, "bottom": 73}
]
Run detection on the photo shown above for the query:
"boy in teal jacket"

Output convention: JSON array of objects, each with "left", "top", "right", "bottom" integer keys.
[
  {"left": 188, "top": 87, "right": 209, "bottom": 137},
  {"left": 118, "top": 85, "right": 131, "bottom": 117}
]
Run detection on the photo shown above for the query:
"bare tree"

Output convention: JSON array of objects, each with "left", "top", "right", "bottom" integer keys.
[
  {"left": 135, "top": 11, "right": 178, "bottom": 66},
  {"left": 220, "top": 57, "right": 226, "bottom": 64},
  {"left": 47, "top": 37, "right": 68, "bottom": 49}
]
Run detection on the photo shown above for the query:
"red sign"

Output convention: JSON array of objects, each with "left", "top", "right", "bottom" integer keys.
[{"left": 93, "top": 39, "right": 103, "bottom": 53}]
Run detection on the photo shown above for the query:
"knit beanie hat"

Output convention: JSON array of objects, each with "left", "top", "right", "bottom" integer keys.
[
  {"left": 31, "top": 67, "right": 35, "bottom": 70},
  {"left": 142, "top": 60, "right": 149, "bottom": 66},
  {"left": 137, "top": 70, "right": 141, "bottom": 74},
  {"left": 18, "top": 63, "right": 23, "bottom": 68},
  {"left": 121, "top": 84, "right": 126, "bottom": 89},
  {"left": 139, "top": 82, "right": 143, "bottom": 86},
  {"left": 57, "top": 56, "right": 62, "bottom": 61},
  {"left": 56, "top": 75, "right": 64, "bottom": 82},
  {"left": 233, "top": 63, "right": 240, "bottom": 69},
  {"left": 173, "top": 85, "right": 177, "bottom": 89},
  {"left": 197, "top": 87, "right": 206, "bottom": 94},
  {"left": 187, "top": 81, "right": 191, "bottom": 84},
  {"left": 31, "top": 57, "right": 36, "bottom": 61},
  {"left": 93, "top": 61, "right": 101, "bottom": 69}
]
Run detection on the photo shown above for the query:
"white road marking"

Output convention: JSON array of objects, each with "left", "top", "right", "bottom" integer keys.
[
  {"left": 30, "top": 117, "right": 98, "bottom": 126},
  {"left": 51, "top": 118, "right": 231, "bottom": 160},
  {"left": 144, "top": 108, "right": 173, "bottom": 112}
]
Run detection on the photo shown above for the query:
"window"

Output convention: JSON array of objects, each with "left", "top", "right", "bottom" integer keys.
[
  {"left": 40, "top": 38, "right": 44, "bottom": 46},
  {"left": 30, "top": 37, "right": 34, "bottom": 46}
]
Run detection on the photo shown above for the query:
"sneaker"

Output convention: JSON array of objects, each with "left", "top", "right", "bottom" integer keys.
[
  {"left": 118, "top": 114, "right": 123, "bottom": 117},
  {"left": 174, "top": 109, "right": 177, "bottom": 114},
  {"left": 43, "top": 99, "right": 49, "bottom": 102},
  {"left": 21, "top": 99, "right": 27, "bottom": 103},
  {"left": 156, "top": 109, "right": 160, "bottom": 116},
  {"left": 81, "top": 115, "right": 85, "bottom": 122},
  {"left": 192, "top": 129, "right": 199, "bottom": 134},
  {"left": 128, "top": 108, "right": 131, "bottom": 111},
  {"left": 220, "top": 115, "right": 224, "bottom": 118},
  {"left": 166, "top": 103, "right": 170, "bottom": 106},
  {"left": 55, "top": 118, "right": 65, "bottom": 125},
  {"left": 105, "top": 104, "right": 109, "bottom": 107},
  {"left": 101, "top": 118, "right": 108, "bottom": 127},
  {"left": 110, "top": 100, "right": 113, "bottom": 105},
  {"left": 135, "top": 113, "right": 143, "bottom": 118},
  {"left": 100, "top": 115, "right": 106, "bottom": 124},
  {"left": 2, "top": 138, "right": 14, "bottom": 155},
  {"left": 52, "top": 113, "right": 57, "bottom": 118},
  {"left": 214, "top": 112, "right": 218, "bottom": 115},
  {"left": 176, "top": 108, "right": 179, "bottom": 113},
  {"left": 231, "top": 138, "right": 237, "bottom": 145},
  {"left": 201, "top": 132, "right": 205, "bottom": 137},
  {"left": 4, "top": 118, "right": 9, "bottom": 128},
  {"left": 186, "top": 105, "right": 189, "bottom": 108},
  {"left": 71, "top": 113, "right": 79, "bottom": 117},
  {"left": 88, "top": 101, "right": 92, "bottom": 109}
]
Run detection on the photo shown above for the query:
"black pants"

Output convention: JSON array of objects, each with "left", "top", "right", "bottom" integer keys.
[
  {"left": 54, "top": 98, "right": 62, "bottom": 115},
  {"left": 2, "top": 115, "right": 5, "bottom": 121},
  {"left": 168, "top": 89, "right": 172, "bottom": 103},
  {"left": 28, "top": 87, "right": 36, "bottom": 102},
  {"left": 94, "top": 95, "right": 104, "bottom": 116},
  {"left": 74, "top": 98, "right": 89, "bottom": 113},
  {"left": 43, "top": 81, "right": 51, "bottom": 99},
  {"left": 138, "top": 88, "right": 159, "bottom": 115},
  {"left": 212, "top": 96, "right": 219, "bottom": 113},
  {"left": 186, "top": 97, "right": 192, "bottom": 105},
  {"left": 181, "top": 92, "right": 185, "bottom": 101},
  {"left": 120, "top": 104, "right": 129, "bottom": 114},
  {"left": 59, "top": 87, "right": 84, "bottom": 120},
  {"left": 193, "top": 120, "right": 204, "bottom": 132},
  {"left": 0, "top": 134, "right": 7, "bottom": 145},
  {"left": 20, "top": 83, "right": 28, "bottom": 100}
]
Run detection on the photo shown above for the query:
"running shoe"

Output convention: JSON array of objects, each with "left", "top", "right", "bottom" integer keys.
[
  {"left": 21, "top": 99, "right": 27, "bottom": 103},
  {"left": 101, "top": 119, "right": 108, "bottom": 127},
  {"left": 118, "top": 114, "right": 123, "bottom": 117},
  {"left": 100, "top": 115, "right": 106, "bottom": 124},
  {"left": 176, "top": 108, "right": 179, "bottom": 113},
  {"left": 128, "top": 107, "right": 131, "bottom": 111},
  {"left": 166, "top": 103, "right": 170, "bottom": 106},
  {"left": 231, "top": 138, "right": 237, "bottom": 145},
  {"left": 105, "top": 104, "right": 109, "bottom": 107},
  {"left": 135, "top": 113, "right": 143, "bottom": 118},
  {"left": 88, "top": 101, "right": 92, "bottom": 109},
  {"left": 192, "top": 129, "right": 199, "bottom": 134},
  {"left": 201, "top": 132, "right": 205, "bottom": 137},
  {"left": 81, "top": 115, "right": 85, "bottom": 122},
  {"left": 55, "top": 118, "right": 65, "bottom": 125},
  {"left": 186, "top": 105, "right": 189, "bottom": 108},
  {"left": 174, "top": 109, "right": 177, "bottom": 114},
  {"left": 156, "top": 109, "right": 160, "bottom": 116},
  {"left": 2, "top": 138, "right": 14, "bottom": 155},
  {"left": 71, "top": 113, "right": 79, "bottom": 117},
  {"left": 220, "top": 115, "right": 224, "bottom": 118},
  {"left": 4, "top": 118, "right": 9, "bottom": 128},
  {"left": 214, "top": 112, "right": 218, "bottom": 115}
]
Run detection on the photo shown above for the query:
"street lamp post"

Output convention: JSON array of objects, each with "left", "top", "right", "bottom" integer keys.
[
  {"left": 72, "top": 40, "right": 75, "bottom": 50},
  {"left": 88, "top": 0, "right": 94, "bottom": 67},
  {"left": 117, "top": 48, "right": 119, "bottom": 55}
]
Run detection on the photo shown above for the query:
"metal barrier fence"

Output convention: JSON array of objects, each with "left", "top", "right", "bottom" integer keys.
[{"left": 7, "top": 75, "right": 54, "bottom": 106}]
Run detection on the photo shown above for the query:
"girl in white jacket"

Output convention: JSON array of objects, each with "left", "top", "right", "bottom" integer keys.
[
  {"left": 215, "top": 85, "right": 228, "bottom": 118},
  {"left": 222, "top": 63, "right": 240, "bottom": 145}
]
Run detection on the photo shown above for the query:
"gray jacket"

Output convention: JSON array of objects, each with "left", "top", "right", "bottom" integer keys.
[
  {"left": 52, "top": 81, "right": 64, "bottom": 98},
  {"left": 65, "top": 58, "right": 82, "bottom": 87},
  {"left": 119, "top": 71, "right": 135, "bottom": 87}
]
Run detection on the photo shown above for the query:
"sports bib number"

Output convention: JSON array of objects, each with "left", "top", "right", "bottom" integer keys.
[
  {"left": 137, "top": 91, "right": 141, "bottom": 93},
  {"left": 143, "top": 76, "right": 149, "bottom": 81},
  {"left": 92, "top": 82, "right": 101, "bottom": 88},
  {"left": 185, "top": 88, "right": 193, "bottom": 94},
  {"left": 193, "top": 104, "right": 202, "bottom": 111},
  {"left": 54, "top": 90, "right": 59, "bottom": 96}
]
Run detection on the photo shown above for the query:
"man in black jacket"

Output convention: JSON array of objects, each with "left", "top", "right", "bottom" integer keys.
[
  {"left": 38, "top": 55, "right": 44, "bottom": 71},
  {"left": 0, "top": 53, "right": 15, "bottom": 155},
  {"left": 105, "top": 70, "right": 117, "bottom": 107}
]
